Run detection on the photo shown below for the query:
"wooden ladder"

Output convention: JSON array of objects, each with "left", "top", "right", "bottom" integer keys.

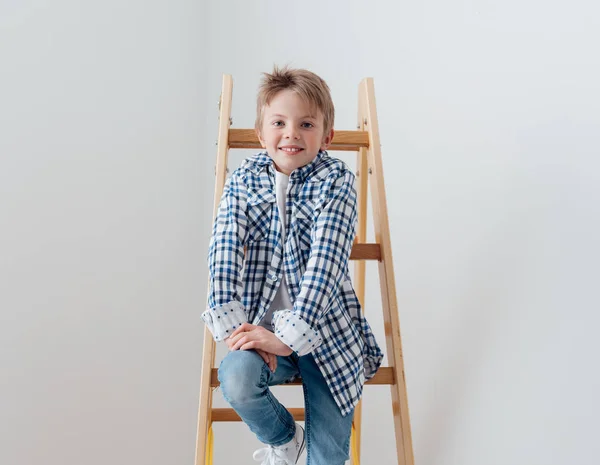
[{"left": 194, "top": 75, "right": 415, "bottom": 465}]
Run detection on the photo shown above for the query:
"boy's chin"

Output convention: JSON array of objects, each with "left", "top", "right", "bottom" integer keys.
[{"left": 269, "top": 151, "right": 319, "bottom": 174}]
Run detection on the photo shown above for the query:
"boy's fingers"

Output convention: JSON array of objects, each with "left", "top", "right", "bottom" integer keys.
[
  {"left": 232, "top": 334, "right": 252, "bottom": 351},
  {"left": 256, "top": 349, "right": 269, "bottom": 366},
  {"left": 230, "top": 327, "right": 242, "bottom": 338},
  {"left": 227, "top": 339, "right": 239, "bottom": 351},
  {"left": 231, "top": 323, "right": 254, "bottom": 338},
  {"left": 230, "top": 333, "right": 244, "bottom": 343},
  {"left": 240, "top": 341, "right": 258, "bottom": 351},
  {"left": 230, "top": 333, "right": 247, "bottom": 350},
  {"left": 265, "top": 351, "right": 273, "bottom": 372},
  {"left": 256, "top": 350, "right": 276, "bottom": 373},
  {"left": 226, "top": 333, "right": 241, "bottom": 350},
  {"left": 253, "top": 349, "right": 276, "bottom": 372}
]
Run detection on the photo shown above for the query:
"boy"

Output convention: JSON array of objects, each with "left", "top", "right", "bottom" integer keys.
[{"left": 202, "top": 66, "right": 383, "bottom": 465}]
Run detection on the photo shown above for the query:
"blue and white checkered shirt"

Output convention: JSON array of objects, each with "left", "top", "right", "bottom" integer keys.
[{"left": 202, "top": 150, "right": 383, "bottom": 416}]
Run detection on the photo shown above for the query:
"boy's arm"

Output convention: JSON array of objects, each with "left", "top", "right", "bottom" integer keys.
[
  {"left": 201, "top": 173, "right": 248, "bottom": 341},
  {"left": 272, "top": 169, "right": 358, "bottom": 356}
]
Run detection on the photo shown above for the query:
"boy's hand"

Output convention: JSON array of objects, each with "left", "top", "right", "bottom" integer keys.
[
  {"left": 225, "top": 334, "right": 277, "bottom": 372},
  {"left": 229, "top": 323, "right": 294, "bottom": 357},
  {"left": 256, "top": 349, "right": 278, "bottom": 373}
]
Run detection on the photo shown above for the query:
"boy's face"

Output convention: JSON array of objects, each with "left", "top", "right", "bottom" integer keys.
[{"left": 257, "top": 89, "right": 334, "bottom": 175}]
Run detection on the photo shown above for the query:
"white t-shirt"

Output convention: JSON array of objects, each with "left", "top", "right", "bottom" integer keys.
[{"left": 259, "top": 170, "right": 293, "bottom": 330}]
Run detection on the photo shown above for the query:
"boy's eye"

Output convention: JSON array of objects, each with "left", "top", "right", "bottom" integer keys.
[
  {"left": 301, "top": 122, "right": 314, "bottom": 128},
  {"left": 272, "top": 121, "right": 284, "bottom": 127}
]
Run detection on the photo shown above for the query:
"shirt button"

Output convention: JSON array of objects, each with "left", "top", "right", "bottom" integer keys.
[{"left": 269, "top": 273, "right": 278, "bottom": 282}]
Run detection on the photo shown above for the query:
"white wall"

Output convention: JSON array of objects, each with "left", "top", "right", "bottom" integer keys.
[
  {"left": 1, "top": 1, "right": 207, "bottom": 464},
  {"left": 1, "top": 1, "right": 599, "bottom": 465}
]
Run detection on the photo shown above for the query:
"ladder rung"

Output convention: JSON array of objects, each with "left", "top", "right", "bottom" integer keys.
[
  {"left": 212, "top": 408, "right": 306, "bottom": 422},
  {"left": 350, "top": 243, "right": 381, "bottom": 260},
  {"left": 245, "top": 243, "right": 380, "bottom": 260},
  {"left": 211, "top": 367, "right": 394, "bottom": 388},
  {"left": 228, "top": 129, "right": 370, "bottom": 151}
]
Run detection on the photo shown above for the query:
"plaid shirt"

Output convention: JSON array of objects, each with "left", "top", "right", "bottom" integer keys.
[{"left": 202, "top": 150, "right": 383, "bottom": 416}]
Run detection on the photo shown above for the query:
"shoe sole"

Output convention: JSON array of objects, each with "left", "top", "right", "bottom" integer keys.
[{"left": 295, "top": 428, "right": 306, "bottom": 463}]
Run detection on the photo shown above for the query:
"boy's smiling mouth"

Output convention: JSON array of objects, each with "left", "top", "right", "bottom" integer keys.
[{"left": 279, "top": 145, "right": 304, "bottom": 154}]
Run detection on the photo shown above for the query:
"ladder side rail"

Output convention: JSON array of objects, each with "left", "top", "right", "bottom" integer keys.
[
  {"left": 361, "top": 77, "right": 415, "bottom": 465},
  {"left": 350, "top": 88, "right": 371, "bottom": 465},
  {"left": 194, "top": 74, "right": 234, "bottom": 465}
]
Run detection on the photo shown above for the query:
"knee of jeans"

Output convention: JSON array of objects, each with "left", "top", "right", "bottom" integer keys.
[{"left": 218, "top": 351, "right": 264, "bottom": 404}]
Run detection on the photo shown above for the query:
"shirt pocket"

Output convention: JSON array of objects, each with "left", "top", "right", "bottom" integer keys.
[
  {"left": 246, "top": 187, "right": 275, "bottom": 243},
  {"left": 291, "top": 198, "right": 321, "bottom": 251}
]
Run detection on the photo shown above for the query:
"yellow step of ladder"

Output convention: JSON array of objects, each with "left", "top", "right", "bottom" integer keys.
[{"left": 194, "top": 75, "right": 415, "bottom": 465}]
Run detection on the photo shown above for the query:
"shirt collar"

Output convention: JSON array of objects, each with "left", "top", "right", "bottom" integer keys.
[{"left": 246, "top": 150, "right": 329, "bottom": 183}]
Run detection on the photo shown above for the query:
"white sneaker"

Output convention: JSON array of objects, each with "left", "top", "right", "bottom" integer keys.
[{"left": 252, "top": 423, "right": 305, "bottom": 465}]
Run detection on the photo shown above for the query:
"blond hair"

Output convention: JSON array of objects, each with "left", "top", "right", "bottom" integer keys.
[{"left": 255, "top": 66, "right": 335, "bottom": 136}]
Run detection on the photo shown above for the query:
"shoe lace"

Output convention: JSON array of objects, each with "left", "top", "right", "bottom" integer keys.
[{"left": 252, "top": 445, "right": 288, "bottom": 465}]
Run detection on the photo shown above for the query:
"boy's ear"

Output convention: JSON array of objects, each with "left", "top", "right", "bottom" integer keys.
[
  {"left": 320, "top": 128, "right": 335, "bottom": 150},
  {"left": 256, "top": 128, "right": 267, "bottom": 148}
]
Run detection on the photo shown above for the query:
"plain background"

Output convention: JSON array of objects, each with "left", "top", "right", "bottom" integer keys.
[{"left": 1, "top": 1, "right": 599, "bottom": 464}]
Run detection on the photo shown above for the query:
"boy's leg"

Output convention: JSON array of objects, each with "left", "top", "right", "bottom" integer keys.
[
  {"left": 218, "top": 350, "right": 300, "bottom": 446},
  {"left": 298, "top": 354, "right": 354, "bottom": 465}
]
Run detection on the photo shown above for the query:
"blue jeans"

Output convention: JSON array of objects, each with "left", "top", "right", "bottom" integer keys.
[{"left": 218, "top": 350, "right": 354, "bottom": 465}]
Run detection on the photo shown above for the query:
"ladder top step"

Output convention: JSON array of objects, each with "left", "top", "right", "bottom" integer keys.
[{"left": 228, "top": 129, "right": 370, "bottom": 151}]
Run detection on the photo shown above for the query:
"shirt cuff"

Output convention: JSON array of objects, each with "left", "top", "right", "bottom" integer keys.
[
  {"left": 202, "top": 301, "right": 247, "bottom": 342},
  {"left": 272, "top": 310, "right": 323, "bottom": 356}
]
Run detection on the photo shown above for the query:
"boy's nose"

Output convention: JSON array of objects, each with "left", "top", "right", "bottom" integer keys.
[{"left": 285, "top": 128, "right": 300, "bottom": 139}]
